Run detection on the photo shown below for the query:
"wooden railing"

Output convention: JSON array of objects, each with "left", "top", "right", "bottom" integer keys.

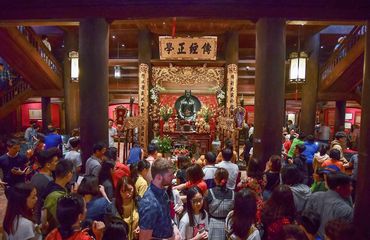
[
  {"left": 320, "top": 25, "right": 367, "bottom": 81},
  {"left": 16, "top": 26, "right": 62, "bottom": 77},
  {"left": 0, "top": 79, "right": 31, "bottom": 107}
]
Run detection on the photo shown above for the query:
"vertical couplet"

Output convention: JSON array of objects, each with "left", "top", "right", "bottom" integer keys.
[
  {"left": 254, "top": 18, "right": 286, "bottom": 168},
  {"left": 79, "top": 18, "right": 109, "bottom": 162}
]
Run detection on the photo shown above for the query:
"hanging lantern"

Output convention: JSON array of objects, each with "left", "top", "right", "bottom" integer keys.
[
  {"left": 288, "top": 51, "right": 308, "bottom": 83},
  {"left": 114, "top": 65, "right": 121, "bottom": 78},
  {"left": 69, "top": 51, "right": 79, "bottom": 81}
]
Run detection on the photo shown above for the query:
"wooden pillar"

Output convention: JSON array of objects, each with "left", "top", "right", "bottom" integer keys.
[
  {"left": 63, "top": 30, "right": 80, "bottom": 134},
  {"left": 138, "top": 27, "right": 152, "bottom": 148},
  {"left": 300, "top": 33, "right": 319, "bottom": 136},
  {"left": 41, "top": 97, "right": 51, "bottom": 133},
  {"left": 334, "top": 100, "right": 346, "bottom": 133},
  {"left": 79, "top": 18, "right": 109, "bottom": 162},
  {"left": 254, "top": 18, "right": 286, "bottom": 168},
  {"left": 354, "top": 20, "right": 370, "bottom": 240}
]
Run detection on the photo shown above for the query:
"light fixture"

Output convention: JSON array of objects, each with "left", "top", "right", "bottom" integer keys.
[
  {"left": 288, "top": 26, "right": 307, "bottom": 83},
  {"left": 68, "top": 51, "right": 79, "bottom": 81},
  {"left": 114, "top": 65, "right": 121, "bottom": 79}
]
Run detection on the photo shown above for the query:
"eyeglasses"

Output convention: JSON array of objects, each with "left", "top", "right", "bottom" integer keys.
[{"left": 191, "top": 198, "right": 204, "bottom": 205}]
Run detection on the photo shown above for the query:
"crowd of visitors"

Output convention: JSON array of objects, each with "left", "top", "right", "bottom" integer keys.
[{"left": 0, "top": 119, "right": 359, "bottom": 240}]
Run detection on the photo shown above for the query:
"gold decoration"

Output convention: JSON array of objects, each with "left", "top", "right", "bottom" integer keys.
[
  {"left": 152, "top": 65, "right": 224, "bottom": 87},
  {"left": 138, "top": 63, "right": 149, "bottom": 151},
  {"left": 124, "top": 116, "right": 146, "bottom": 130},
  {"left": 226, "top": 64, "right": 238, "bottom": 112}
]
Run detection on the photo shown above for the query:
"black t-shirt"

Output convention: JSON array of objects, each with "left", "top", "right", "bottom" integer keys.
[{"left": 0, "top": 153, "right": 27, "bottom": 186}]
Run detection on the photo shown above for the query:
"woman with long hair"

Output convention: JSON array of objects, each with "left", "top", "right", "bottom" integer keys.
[
  {"left": 113, "top": 176, "right": 139, "bottom": 240},
  {"left": 3, "top": 183, "right": 41, "bottom": 240},
  {"left": 98, "top": 160, "right": 116, "bottom": 201},
  {"left": 225, "top": 188, "right": 260, "bottom": 240},
  {"left": 206, "top": 168, "right": 234, "bottom": 240},
  {"left": 45, "top": 193, "right": 105, "bottom": 240},
  {"left": 179, "top": 186, "right": 209, "bottom": 240},
  {"left": 261, "top": 185, "right": 297, "bottom": 240}
]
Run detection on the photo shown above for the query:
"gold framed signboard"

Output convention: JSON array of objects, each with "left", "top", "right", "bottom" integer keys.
[{"left": 159, "top": 36, "right": 217, "bottom": 60}]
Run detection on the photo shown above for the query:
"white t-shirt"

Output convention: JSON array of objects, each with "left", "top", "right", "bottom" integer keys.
[
  {"left": 215, "top": 161, "right": 239, "bottom": 190},
  {"left": 203, "top": 165, "right": 218, "bottom": 181},
  {"left": 64, "top": 150, "right": 82, "bottom": 181},
  {"left": 5, "top": 216, "right": 41, "bottom": 240},
  {"left": 108, "top": 127, "right": 117, "bottom": 147},
  {"left": 179, "top": 212, "right": 209, "bottom": 240}
]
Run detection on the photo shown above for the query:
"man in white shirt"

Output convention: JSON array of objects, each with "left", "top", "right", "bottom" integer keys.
[
  {"left": 108, "top": 119, "right": 117, "bottom": 148},
  {"left": 215, "top": 148, "right": 239, "bottom": 190}
]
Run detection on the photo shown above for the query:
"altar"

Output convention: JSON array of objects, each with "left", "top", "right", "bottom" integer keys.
[{"left": 164, "top": 131, "right": 211, "bottom": 155}]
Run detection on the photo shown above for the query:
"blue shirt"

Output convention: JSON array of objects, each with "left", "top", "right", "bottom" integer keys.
[
  {"left": 86, "top": 197, "right": 112, "bottom": 222},
  {"left": 44, "top": 133, "right": 63, "bottom": 150},
  {"left": 139, "top": 183, "right": 173, "bottom": 238},
  {"left": 303, "top": 141, "right": 319, "bottom": 164},
  {"left": 127, "top": 147, "right": 142, "bottom": 165}
]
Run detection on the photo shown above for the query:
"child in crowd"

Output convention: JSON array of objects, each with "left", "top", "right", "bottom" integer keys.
[
  {"left": 202, "top": 151, "right": 218, "bottom": 189},
  {"left": 179, "top": 187, "right": 209, "bottom": 240}
]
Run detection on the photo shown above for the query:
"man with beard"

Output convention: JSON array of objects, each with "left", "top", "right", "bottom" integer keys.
[{"left": 139, "top": 158, "right": 178, "bottom": 240}]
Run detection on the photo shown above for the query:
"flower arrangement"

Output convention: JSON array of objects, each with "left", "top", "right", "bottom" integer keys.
[
  {"left": 198, "top": 105, "right": 214, "bottom": 123},
  {"left": 159, "top": 105, "right": 173, "bottom": 121},
  {"left": 172, "top": 147, "right": 190, "bottom": 157},
  {"left": 156, "top": 135, "right": 172, "bottom": 154}
]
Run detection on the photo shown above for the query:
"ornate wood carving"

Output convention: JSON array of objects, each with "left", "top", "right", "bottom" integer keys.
[{"left": 152, "top": 65, "right": 224, "bottom": 88}]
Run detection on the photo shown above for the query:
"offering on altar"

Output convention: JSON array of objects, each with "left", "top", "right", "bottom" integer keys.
[
  {"left": 195, "top": 117, "right": 210, "bottom": 133},
  {"left": 172, "top": 147, "right": 190, "bottom": 157}
]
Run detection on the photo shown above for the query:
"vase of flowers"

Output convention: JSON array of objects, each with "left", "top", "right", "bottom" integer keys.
[
  {"left": 159, "top": 105, "right": 173, "bottom": 122},
  {"left": 198, "top": 105, "right": 214, "bottom": 123}
]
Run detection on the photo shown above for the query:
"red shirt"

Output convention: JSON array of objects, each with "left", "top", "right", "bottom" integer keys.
[
  {"left": 113, "top": 162, "right": 130, "bottom": 187},
  {"left": 46, "top": 228, "right": 93, "bottom": 240},
  {"left": 185, "top": 180, "right": 208, "bottom": 193}
]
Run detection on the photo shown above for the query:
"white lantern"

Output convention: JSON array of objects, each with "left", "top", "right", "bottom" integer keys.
[
  {"left": 69, "top": 51, "right": 79, "bottom": 81},
  {"left": 114, "top": 65, "right": 121, "bottom": 79},
  {"left": 289, "top": 51, "right": 307, "bottom": 83}
]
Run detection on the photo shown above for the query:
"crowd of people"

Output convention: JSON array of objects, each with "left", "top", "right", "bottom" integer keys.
[{"left": 0, "top": 120, "right": 359, "bottom": 240}]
